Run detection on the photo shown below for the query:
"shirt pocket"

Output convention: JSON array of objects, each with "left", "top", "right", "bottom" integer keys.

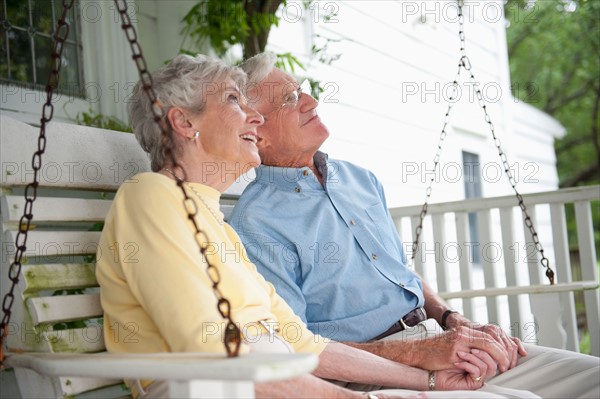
[{"left": 364, "top": 203, "right": 398, "bottom": 251}]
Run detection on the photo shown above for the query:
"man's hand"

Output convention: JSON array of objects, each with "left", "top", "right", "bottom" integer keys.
[
  {"left": 410, "top": 326, "right": 510, "bottom": 372},
  {"left": 444, "top": 313, "right": 527, "bottom": 370}
]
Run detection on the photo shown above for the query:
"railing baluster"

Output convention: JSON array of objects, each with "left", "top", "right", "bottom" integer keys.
[
  {"left": 574, "top": 200, "right": 600, "bottom": 356},
  {"left": 500, "top": 207, "right": 523, "bottom": 340},
  {"left": 550, "top": 202, "right": 578, "bottom": 352},
  {"left": 523, "top": 207, "right": 543, "bottom": 285},
  {"left": 456, "top": 211, "right": 475, "bottom": 320},
  {"left": 432, "top": 214, "right": 449, "bottom": 293},
  {"left": 477, "top": 209, "right": 500, "bottom": 324},
  {"left": 411, "top": 215, "right": 426, "bottom": 279}
]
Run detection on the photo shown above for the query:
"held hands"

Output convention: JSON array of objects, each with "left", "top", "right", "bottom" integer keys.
[
  {"left": 444, "top": 313, "right": 527, "bottom": 371},
  {"left": 411, "top": 323, "right": 525, "bottom": 373},
  {"left": 435, "top": 349, "right": 496, "bottom": 391},
  {"left": 468, "top": 322, "right": 527, "bottom": 370}
]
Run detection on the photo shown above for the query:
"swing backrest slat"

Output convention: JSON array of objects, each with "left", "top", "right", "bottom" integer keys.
[{"left": 0, "top": 117, "right": 150, "bottom": 396}]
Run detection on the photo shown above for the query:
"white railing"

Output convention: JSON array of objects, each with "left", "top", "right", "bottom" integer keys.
[{"left": 389, "top": 185, "right": 600, "bottom": 356}]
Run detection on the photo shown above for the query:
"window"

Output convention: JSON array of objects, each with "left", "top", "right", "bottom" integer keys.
[
  {"left": 1, "top": 0, "right": 84, "bottom": 95},
  {"left": 462, "top": 151, "right": 482, "bottom": 264}
]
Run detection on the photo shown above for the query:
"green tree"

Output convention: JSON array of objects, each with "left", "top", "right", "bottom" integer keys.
[
  {"left": 178, "top": 0, "right": 338, "bottom": 99},
  {"left": 505, "top": 0, "right": 600, "bottom": 188},
  {"left": 181, "top": 0, "right": 284, "bottom": 60},
  {"left": 505, "top": 0, "right": 599, "bottom": 354}
]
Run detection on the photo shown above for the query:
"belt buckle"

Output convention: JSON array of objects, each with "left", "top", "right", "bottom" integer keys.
[{"left": 399, "top": 317, "right": 409, "bottom": 330}]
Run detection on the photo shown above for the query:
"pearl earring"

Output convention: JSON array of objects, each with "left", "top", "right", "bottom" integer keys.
[{"left": 192, "top": 131, "right": 200, "bottom": 141}]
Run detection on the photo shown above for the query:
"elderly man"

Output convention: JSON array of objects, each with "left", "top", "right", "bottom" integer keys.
[{"left": 229, "top": 52, "right": 600, "bottom": 399}]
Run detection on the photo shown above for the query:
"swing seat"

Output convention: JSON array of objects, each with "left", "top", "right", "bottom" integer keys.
[{"left": 0, "top": 115, "right": 317, "bottom": 398}]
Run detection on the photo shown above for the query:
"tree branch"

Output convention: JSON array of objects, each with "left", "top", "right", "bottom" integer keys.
[
  {"left": 545, "top": 79, "right": 596, "bottom": 114},
  {"left": 243, "top": 0, "right": 283, "bottom": 59},
  {"left": 506, "top": 3, "right": 554, "bottom": 57},
  {"left": 559, "top": 161, "right": 600, "bottom": 188}
]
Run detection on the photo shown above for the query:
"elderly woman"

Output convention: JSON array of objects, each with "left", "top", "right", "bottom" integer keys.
[{"left": 96, "top": 54, "right": 497, "bottom": 399}]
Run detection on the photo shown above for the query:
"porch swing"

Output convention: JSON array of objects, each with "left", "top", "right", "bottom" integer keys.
[{"left": 0, "top": 0, "right": 598, "bottom": 398}]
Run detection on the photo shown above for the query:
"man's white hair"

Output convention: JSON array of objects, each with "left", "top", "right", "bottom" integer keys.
[{"left": 239, "top": 52, "right": 277, "bottom": 86}]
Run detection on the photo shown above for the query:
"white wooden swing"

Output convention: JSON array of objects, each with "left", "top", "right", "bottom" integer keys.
[{"left": 1, "top": 0, "right": 598, "bottom": 398}]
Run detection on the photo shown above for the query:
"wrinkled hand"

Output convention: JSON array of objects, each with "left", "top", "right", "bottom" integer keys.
[
  {"left": 436, "top": 350, "right": 495, "bottom": 390},
  {"left": 445, "top": 313, "right": 527, "bottom": 371},
  {"left": 412, "top": 326, "right": 510, "bottom": 372},
  {"left": 469, "top": 323, "right": 527, "bottom": 370}
]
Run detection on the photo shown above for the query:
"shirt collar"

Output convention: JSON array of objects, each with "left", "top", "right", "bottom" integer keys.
[{"left": 254, "top": 151, "right": 329, "bottom": 191}]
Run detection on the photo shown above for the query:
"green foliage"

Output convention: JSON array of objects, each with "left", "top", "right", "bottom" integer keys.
[
  {"left": 580, "top": 331, "right": 591, "bottom": 355},
  {"left": 182, "top": 1, "right": 248, "bottom": 56},
  {"left": 506, "top": 0, "right": 599, "bottom": 350},
  {"left": 311, "top": 34, "right": 342, "bottom": 65},
  {"left": 505, "top": 0, "right": 600, "bottom": 188},
  {"left": 181, "top": 0, "right": 282, "bottom": 59},
  {"left": 75, "top": 110, "right": 131, "bottom": 133},
  {"left": 179, "top": 0, "right": 341, "bottom": 100},
  {"left": 274, "top": 52, "right": 305, "bottom": 74}
]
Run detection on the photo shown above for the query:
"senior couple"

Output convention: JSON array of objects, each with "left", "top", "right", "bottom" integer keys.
[{"left": 97, "top": 53, "right": 599, "bottom": 398}]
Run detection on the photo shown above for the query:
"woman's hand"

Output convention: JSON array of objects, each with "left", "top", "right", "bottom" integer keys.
[{"left": 435, "top": 350, "right": 495, "bottom": 390}]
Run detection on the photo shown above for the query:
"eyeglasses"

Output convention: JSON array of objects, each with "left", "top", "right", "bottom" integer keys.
[{"left": 263, "top": 79, "right": 312, "bottom": 120}]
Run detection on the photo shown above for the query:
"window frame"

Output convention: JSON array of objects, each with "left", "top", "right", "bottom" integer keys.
[{"left": 1, "top": 0, "right": 85, "bottom": 97}]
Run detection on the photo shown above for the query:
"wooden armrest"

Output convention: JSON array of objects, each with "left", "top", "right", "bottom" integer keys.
[
  {"left": 439, "top": 281, "right": 600, "bottom": 300},
  {"left": 5, "top": 352, "right": 318, "bottom": 383}
]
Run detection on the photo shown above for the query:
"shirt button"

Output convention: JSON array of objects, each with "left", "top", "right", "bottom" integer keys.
[
  {"left": 294, "top": 187, "right": 301, "bottom": 193},
  {"left": 372, "top": 253, "right": 378, "bottom": 260},
  {"left": 399, "top": 283, "right": 405, "bottom": 288},
  {"left": 303, "top": 170, "right": 310, "bottom": 176},
  {"left": 350, "top": 220, "right": 356, "bottom": 225}
]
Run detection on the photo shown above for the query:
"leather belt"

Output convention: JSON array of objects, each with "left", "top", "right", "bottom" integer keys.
[{"left": 371, "top": 307, "right": 427, "bottom": 341}]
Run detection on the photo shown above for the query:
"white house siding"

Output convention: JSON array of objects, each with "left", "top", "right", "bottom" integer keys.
[{"left": 266, "top": 0, "right": 563, "bottom": 208}]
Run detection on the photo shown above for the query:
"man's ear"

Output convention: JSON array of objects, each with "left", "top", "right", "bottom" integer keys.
[{"left": 167, "top": 107, "right": 193, "bottom": 140}]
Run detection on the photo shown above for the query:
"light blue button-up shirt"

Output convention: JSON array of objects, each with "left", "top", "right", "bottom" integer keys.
[{"left": 229, "top": 152, "right": 424, "bottom": 342}]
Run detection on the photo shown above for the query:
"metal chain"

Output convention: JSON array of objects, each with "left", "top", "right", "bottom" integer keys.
[
  {"left": 410, "top": 0, "right": 555, "bottom": 285},
  {"left": 0, "top": 0, "right": 75, "bottom": 369},
  {"left": 112, "top": 0, "right": 241, "bottom": 356},
  {"left": 411, "top": 62, "right": 462, "bottom": 259}
]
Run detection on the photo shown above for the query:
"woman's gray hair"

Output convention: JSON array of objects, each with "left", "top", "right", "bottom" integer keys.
[
  {"left": 239, "top": 52, "right": 277, "bottom": 101},
  {"left": 128, "top": 54, "right": 246, "bottom": 172}
]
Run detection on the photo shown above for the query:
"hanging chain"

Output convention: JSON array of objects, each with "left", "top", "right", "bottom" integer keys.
[
  {"left": 112, "top": 0, "right": 241, "bottom": 356},
  {"left": 410, "top": 0, "right": 555, "bottom": 285},
  {"left": 0, "top": 0, "right": 75, "bottom": 369},
  {"left": 411, "top": 63, "right": 463, "bottom": 259}
]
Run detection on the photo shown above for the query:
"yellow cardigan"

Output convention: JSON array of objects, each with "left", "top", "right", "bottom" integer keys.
[{"left": 97, "top": 172, "right": 327, "bottom": 356}]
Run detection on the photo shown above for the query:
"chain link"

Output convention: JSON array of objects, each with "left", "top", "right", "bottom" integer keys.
[
  {"left": 411, "top": 62, "right": 462, "bottom": 258},
  {"left": 410, "top": 0, "right": 554, "bottom": 285},
  {"left": 112, "top": 0, "right": 241, "bottom": 356},
  {"left": 0, "top": 0, "right": 76, "bottom": 369}
]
